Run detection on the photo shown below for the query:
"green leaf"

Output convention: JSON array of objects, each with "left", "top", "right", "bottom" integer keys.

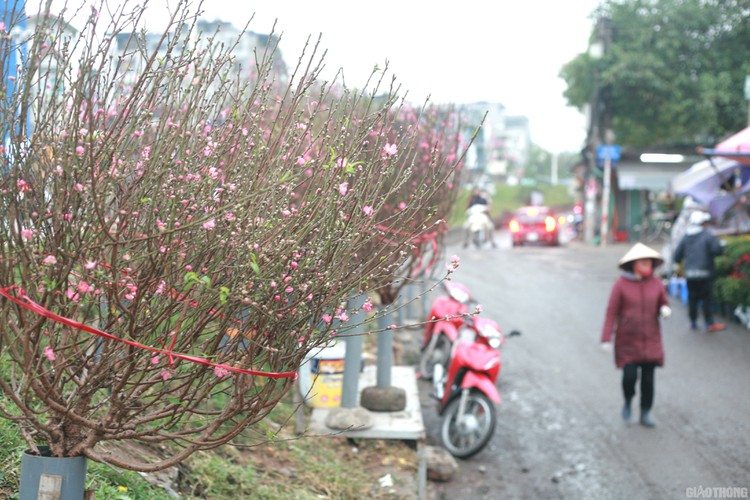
[
  {"left": 219, "top": 287, "right": 230, "bottom": 305},
  {"left": 344, "top": 160, "right": 362, "bottom": 174},
  {"left": 250, "top": 253, "right": 260, "bottom": 275}
]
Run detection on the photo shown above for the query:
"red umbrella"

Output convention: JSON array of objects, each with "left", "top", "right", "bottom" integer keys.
[{"left": 701, "top": 126, "right": 750, "bottom": 165}]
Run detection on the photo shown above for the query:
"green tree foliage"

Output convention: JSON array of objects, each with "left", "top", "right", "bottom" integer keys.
[
  {"left": 560, "top": 0, "right": 750, "bottom": 147},
  {"left": 523, "top": 145, "right": 578, "bottom": 184},
  {"left": 524, "top": 144, "right": 553, "bottom": 183}
]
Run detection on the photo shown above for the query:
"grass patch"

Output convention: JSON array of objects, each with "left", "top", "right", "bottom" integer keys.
[{"left": 0, "top": 391, "right": 418, "bottom": 499}]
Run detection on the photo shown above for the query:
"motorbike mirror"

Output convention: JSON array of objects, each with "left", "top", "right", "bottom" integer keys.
[{"left": 447, "top": 286, "right": 470, "bottom": 304}]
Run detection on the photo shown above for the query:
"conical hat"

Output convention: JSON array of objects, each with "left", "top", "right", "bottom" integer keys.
[
  {"left": 617, "top": 242, "right": 664, "bottom": 269},
  {"left": 689, "top": 210, "right": 711, "bottom": 226}
]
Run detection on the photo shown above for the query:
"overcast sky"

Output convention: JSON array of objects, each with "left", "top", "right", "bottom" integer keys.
[{"left": 25, "top": 0, "right": 602, "bottom": 153}]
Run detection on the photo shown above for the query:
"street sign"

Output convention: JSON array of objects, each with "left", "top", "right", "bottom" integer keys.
[
  {"left": 2, "top": 0, "right": 29, "bottom": 156},
  {"left": 597, "top": 144, "right": 621, "bottom": 168}
]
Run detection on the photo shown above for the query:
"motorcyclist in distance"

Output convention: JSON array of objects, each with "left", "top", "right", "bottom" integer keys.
[
  {"left": 463, "top": 188, "right": 496, "bottom": 248},
  {"left": 468, "top": 188, "right": 490, "bottom": 209}
]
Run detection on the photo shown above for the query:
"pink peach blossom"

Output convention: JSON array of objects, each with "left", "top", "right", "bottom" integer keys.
[
  {"left": 336, "top": 312, "right": 349, "bottom": 322},
  {"left": 44, "top": 346, "right": 56, "bottom": 361},
  {"left": 77, "top": 281, "right": 92, "bottom": 294},
  {"left": 383, "top": 143, "right": 398, "bottom": 156}
]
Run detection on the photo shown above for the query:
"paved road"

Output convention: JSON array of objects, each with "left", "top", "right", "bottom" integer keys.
[{"left": 420, "top": 231, "right": 750, "bottom": 499}]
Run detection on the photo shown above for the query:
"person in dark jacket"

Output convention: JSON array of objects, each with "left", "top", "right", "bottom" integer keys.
[
  {"left": 672, "top": 210, "right": 725, "bottom": 332},
  {"left": 467, "top": 188, "right": 489, "bottom": 209},
  {"left": 601, "top": 243, "right": 671, "bottom": 428}
]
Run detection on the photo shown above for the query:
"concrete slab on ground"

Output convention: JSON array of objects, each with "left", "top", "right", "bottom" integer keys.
[{"left": 308, "top": 365, "right": 425, "bottom": 440}]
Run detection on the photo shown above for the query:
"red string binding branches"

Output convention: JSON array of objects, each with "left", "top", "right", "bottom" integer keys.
[{"left": 0, "top": 286, "right": 297, "bottom": 380}]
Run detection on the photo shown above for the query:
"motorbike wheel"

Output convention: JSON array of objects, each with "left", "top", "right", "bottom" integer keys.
[
  {"left": 440, "top": 390, "right": 496, "bottom": 459},
  {"left": 472, "top": 230, "right": 483, "bottom": 248},
  {"left": 419, "top": 335, "right": 451, "bottom": 381}
]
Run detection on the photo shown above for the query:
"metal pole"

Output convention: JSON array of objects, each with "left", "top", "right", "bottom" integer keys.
[
  {"left": 376, "top": 308, "right": 393, "bottom": 387},
  {"left": 404, "top": 284, "right": 413, "bottom": 323},
  {"left": 584, "top": 175, "right": 597, "bottom": 244},
  {"left": 396, "top": 293, "right": 403, "bottom": 326},
  {"left": 600, "top": 157, "right": 612, "bottom": 246},
  {"left": 340, "top": 294, "right": 366, "bottom": 408},
  {"left": 551, "top": 153, "right": 558, "bottom": 185}
]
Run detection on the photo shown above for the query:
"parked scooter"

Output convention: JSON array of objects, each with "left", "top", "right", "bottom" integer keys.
[
  {"left": 432, "top": 314, "right": 520, "bottom": 458},
  {"left": 418, "top": 281, "right": 472, "bottom": 381}
]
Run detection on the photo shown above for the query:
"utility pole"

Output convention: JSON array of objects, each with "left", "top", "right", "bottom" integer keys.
[
  {"left": 551, "top": 153, "right": 558, "bottom": 185},
  {"left": 584, "top": 16, "right": 613, "bottom": 245},
  {"left": 599, "top": 130, "right": 618, "bottom": 247}
]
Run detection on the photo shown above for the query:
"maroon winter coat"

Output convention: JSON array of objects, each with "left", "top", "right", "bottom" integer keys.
[{"left": 601, "top": 273, "right": 669, "bottom": 368}]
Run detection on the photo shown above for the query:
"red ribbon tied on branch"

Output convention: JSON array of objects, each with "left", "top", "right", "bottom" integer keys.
[{"left": 0, "top": 286, "right": 297, "bottom": 380}]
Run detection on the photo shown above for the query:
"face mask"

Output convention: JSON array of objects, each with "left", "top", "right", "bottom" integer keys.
[
  {"left": 638, "top": 268, "right": 654, "bottom": 278},
  {"left": 634, "top": 260, "right": 654, "bottom": 278}
]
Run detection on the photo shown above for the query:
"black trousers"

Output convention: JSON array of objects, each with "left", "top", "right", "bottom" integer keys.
[
  {"left": 686, "top": 278, "right": 715, "bottom": 325},
  {"left": 622, "top": 362, "right": 656, "bottom": 411}
]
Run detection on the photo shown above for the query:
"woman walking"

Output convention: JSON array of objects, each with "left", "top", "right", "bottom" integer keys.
[{"left": 601, "top": 243, "right": 671, "bottom": 427}]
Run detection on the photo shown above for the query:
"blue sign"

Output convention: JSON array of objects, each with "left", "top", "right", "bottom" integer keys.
[
  {"left": 597, "top": 144, "right": 621, "bottom": 168},
  {"left": 2, "top": 0, "right": 29, "bottom": 157}
]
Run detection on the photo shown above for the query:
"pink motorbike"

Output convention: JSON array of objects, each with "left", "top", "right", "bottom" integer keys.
[
  {"left": 418, "top": 281, "right": 471, "bottom": 381},
  {"left": 432, "top": 312, "right": 519, "bottom": 458}
]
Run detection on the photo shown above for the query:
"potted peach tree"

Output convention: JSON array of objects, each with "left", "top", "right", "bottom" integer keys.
[{"left": 0, "top": 0, "right": 472, "bottom": 496}]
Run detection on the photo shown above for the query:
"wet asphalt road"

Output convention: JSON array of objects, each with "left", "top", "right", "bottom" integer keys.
[{"left": 419, "top": 230, "right": 750, "bottom": 500}]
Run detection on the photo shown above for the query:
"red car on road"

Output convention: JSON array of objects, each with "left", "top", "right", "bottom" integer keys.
[{"left": 509, "top": 206, "right": 559, "bottom": 247}]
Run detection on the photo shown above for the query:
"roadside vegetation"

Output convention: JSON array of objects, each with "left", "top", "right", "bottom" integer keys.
[
  {"left": 0, "top": 390, "right": 418, "bottom": 498},
  {"left": 449, "top": 183, "right": 575, "bottom": 227}
]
